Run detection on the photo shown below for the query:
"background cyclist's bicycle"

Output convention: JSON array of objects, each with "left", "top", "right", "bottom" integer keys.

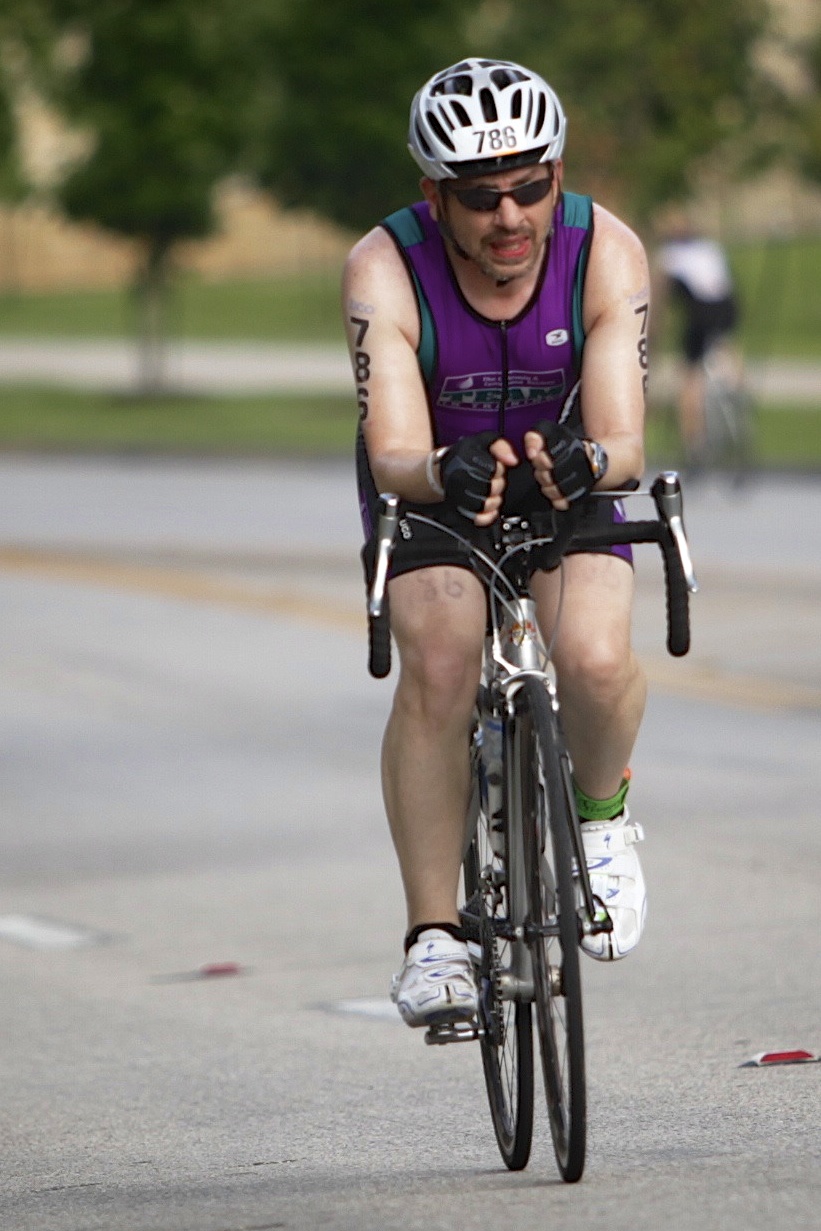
[{"left": 700, "top": 338, "right": 755, "bottom": 477}]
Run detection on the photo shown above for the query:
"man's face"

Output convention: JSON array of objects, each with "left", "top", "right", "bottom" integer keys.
[{"left": 424, "top": 161, "right": 560, "bottom": 284}]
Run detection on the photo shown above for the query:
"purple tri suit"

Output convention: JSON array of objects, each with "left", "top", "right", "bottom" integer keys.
[{"left": 356, "top": 191, "right": 631, "bottom": 573}]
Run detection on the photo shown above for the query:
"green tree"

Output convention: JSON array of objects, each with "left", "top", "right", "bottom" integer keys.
[
  {"left": 266, "top": 0, "right": 769, "bottom": 229},
  {"left": 793, "top": 29, "right": 821, "bottom": 185},
  {"left": 0, "top": 3, "right": 89, "bottom": 201},
  {"left": 0, "top": 67, "right": 19, "bottom": 201},
  {"left": 46, "top": 0, "right": 280, "bottom": 391},
  {"left": 483, "top": 0, "right": 769, "bottom": 220},
  {"left": 260, "top": 0, "right": 475, "bottom": 233},
  {"left": 0, "top": 67, "right": 21, "bottom": 294},
  {"left": 0, "top": 3, "right": 52, "bottom": 293}
]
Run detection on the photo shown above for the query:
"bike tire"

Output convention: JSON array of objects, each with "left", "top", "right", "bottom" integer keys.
[
  {"left": 722, "top": 387, "right": 755, "bottom": 478},
  {"left": 461, "top": 736, "right": 534, "bottom": 1171},
  {"left": 703, "top": 363, "right": 753, "bottom": 476},
  {"left": 519, "top": 678, "right": 586, "bottom": 1182}
]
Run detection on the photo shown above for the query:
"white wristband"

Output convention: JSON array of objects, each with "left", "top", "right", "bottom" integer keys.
[{"left": 425, "top": 447, "right": 447, "bottom": 498}]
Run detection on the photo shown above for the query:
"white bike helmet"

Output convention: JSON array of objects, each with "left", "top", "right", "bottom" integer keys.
[{"left": 408, "top": 58, "right": 566, "bottom": 180}]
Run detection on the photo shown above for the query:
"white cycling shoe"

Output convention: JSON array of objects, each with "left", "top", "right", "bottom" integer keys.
[
  {"left": 391, "top": 928, "right": 478, "bottom": 1027},
  {"left": 580, "top": 810, "right": 647, "bottom": 961}
]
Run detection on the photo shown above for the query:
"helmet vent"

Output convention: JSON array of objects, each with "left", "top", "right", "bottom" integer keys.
[
  {"left": 490, "top": 67, "right": 527, "bottom": 89},
  {"left": 479, "top": 88, "right": 498, "bottom": 123},
  {"left": 535, "top": 92, "right": 547, "bottom": 135},
  {"left": 413, "top": 119, "right": 434, "bottom": 159},
  {"left": 510, "top": 88, "right": 522, "bottom": 120},
  {"left": 450, "top": 101, "right": 470, "bottom": 128},
  {"left": 432, "top": 73, "right": 472, "bottom": 97},
  {"left": 426, "top": 111, "right": 456, "bottom": 153}
]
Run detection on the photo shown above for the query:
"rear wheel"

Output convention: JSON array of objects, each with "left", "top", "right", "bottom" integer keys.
[
  {"left": 703, "top": 351, "right": 754, "bottom": 477},
  {"left": 519, "top": 680, "right": 586, "bottom": 1183},
  {"left": 461, "top": 726, "right": 534, "bottom": 1171}
]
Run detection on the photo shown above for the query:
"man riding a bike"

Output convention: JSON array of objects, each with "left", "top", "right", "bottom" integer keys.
[
  {"left": 654, "top": 207, "right": 745, "bottom": 469},
  {"left": 343, "top": 58, "right": 650, "bottom": 1029}
]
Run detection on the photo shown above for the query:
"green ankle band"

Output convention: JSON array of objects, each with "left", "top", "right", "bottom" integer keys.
[{"left": 574, "top": 775, "right": 631, "bottom": 822}]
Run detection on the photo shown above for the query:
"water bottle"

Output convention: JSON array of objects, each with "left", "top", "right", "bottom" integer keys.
[{"left": 481, "top": 711, "right": 505, "bottom": 855}]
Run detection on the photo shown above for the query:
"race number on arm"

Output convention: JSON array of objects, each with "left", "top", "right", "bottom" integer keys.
[{"left": 342, "top": 228, "right": 436, "bottom": 503}]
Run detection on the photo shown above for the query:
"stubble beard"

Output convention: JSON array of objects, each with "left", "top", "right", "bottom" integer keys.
[{"left": 474, "top": 221, "right": 550, "bottom": 284}]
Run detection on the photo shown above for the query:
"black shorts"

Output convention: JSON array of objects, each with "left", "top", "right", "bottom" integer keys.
[
  {"left": 357, "top": 431, "right": 632, "bottom": 585},
  {"left": 681, "top": 295, "right": 738, "bottom": 364}
]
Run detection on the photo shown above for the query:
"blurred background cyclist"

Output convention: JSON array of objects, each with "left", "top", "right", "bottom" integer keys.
[{"left": 654, "top": 208, "right": 746, "bottom": 470}]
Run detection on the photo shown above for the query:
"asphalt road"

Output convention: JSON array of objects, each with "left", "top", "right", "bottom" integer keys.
[{"left": 0, "top": 457, "right": 819, "bottom": 1230}]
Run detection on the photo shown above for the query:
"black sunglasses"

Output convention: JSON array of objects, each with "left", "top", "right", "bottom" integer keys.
[{"left": 448, "top": 174, "right": 553, "bottom": 213}]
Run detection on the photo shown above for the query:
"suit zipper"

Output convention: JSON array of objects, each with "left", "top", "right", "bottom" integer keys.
[{"left": 499, "top": 320, "right": 509, "bottom": 438}]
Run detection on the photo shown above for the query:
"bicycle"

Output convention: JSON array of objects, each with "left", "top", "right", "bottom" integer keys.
[
  {"left": 669, "top": 339, "right": 753, "bottom": 482},
  {"left": 693, "top": 338, "right": 754, "bottom": 478},
  {"left": 366, "top": 472, "right": 697, "bottom": 1182}
]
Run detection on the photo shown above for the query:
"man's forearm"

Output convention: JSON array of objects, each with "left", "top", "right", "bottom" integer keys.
[{"left": 368, "top": 447, "right": 446, "bottom": 504}]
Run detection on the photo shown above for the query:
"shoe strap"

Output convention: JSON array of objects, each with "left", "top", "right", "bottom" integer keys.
[{"left": 583, "top": 818, "right": 645, "bottom": 854}]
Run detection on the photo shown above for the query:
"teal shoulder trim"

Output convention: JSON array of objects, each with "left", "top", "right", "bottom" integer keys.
[
  {"left": 562, "top": 192, "right": 594, "bottom": 366},
  {"left": 380, "top": 207, "right": 437, "bottom": 385},
  {"left": 382, "top": 206, "right": 426, "bottom": 248},
  {"left": 562, "top": 191, "right": 593, "bottom": 232}
]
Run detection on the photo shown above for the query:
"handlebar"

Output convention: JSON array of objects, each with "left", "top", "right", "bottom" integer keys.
[
  {"left": 367, "top": 471, "right": 697, "bottom": 677},
  {"left": 367, "top": 493, "right": 399, "bottom": 621},
  {"left": 651, "top": 472, "right": 699, "bottom": 594}
]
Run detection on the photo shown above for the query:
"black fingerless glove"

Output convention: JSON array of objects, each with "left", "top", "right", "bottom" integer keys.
[
  {"left": 534, "top": 420, "right": 597, "bottom": 504},
  {"left": 439, "top": 430, "right": 498, "bottom": 520}
]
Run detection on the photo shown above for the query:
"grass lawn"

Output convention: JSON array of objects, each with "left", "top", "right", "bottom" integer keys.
[
  {"left": 0, "top": 270, "right": 345, "bottom": 343},
  {"left": 730, "top": 237, "right": 821, "bottom": 360},
  {"left": 0, "top": 234, "right": 820, "bottom": 356},
  {"left": 0, "top": 385, "right": 818, "bottom": 470},
  {"left": 0, "top": 386, "right": 358, "bottom": 454},
  {"left": 0, "top": 236, "right": 818, "bottom": 466},
  {"left": 646, "top": 400, "right": 821, "bottom": 470}
]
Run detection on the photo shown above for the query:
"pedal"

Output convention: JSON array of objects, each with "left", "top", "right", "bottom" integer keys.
[
  {"left": 580, "top": 894, "right": 614, "bottom": 936},
  {"left": 424, "top": 1020, "right": 481, "bottom": 1045}
]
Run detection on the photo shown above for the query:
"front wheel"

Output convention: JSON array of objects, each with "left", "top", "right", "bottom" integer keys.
[
  {"left": 519, "top": 679, "right": 586, "bottom": 1183},
  {"left": 461, "top": 742, "right": 534, "bottom": 1171}
]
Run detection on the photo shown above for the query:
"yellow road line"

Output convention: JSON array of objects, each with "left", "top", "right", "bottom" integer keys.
[
  {"left": 638, "top": 655, "right": 821, "bottom": 712},
  {"left": 0, "top": 547, "right": 365, "bottom": 633},
  {"left": 1, "top": 547, "right": 818, "bottom": 712}
]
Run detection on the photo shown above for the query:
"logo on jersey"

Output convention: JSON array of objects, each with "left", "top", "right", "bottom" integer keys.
[
  {"left": 439, "top": 370, "right": 565, "bottom": 411},
  {"left": 545, "top": 329, "right": 569, "bottom": 346}
]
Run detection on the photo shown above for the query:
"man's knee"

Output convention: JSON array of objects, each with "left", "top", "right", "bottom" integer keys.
[
  {"left": 396, "top": 635, "right": 482, "bottom": 722},
  {"left": 388, "top": 567, "right": 485, "bottom": 721},
  {"left": 556, "top": 632, "right": 633, "bottom": 705}
]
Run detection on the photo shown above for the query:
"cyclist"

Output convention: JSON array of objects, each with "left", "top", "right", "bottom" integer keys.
[
  {"left": 343, "top": 58, "right": 650, "bottom": 1029},
  {"left": 655, "top": 208, "right": 743, "bottom": 468}
]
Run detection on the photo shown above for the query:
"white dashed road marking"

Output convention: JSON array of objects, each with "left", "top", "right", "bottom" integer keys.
[{"left": 0, "top": 914, "right": 114, "bottom": 950}]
